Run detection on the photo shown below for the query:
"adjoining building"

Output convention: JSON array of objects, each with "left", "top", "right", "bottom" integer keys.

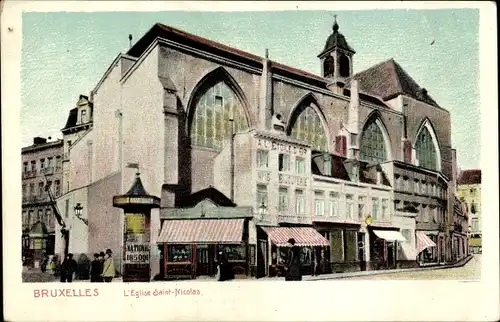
[
  {"left": 21, "top": 136, "right": 63, "bottom": 267},
  {"left": 457, "top": 169, "right": 481, "bottom": 253},
  {"left": 50, "top": 17, "right": 462, "bottom": 279}
]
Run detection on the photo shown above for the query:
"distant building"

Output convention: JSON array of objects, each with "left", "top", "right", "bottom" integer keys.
[
  {"left": 457, "top": 169, "right": 481, "bottom": 253},
  {"left": 21, "top": 136, "right": 63, "bottom": 267}
]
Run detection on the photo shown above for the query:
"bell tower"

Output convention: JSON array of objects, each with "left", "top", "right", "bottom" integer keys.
[{"left": 318, "top": 15, "right": 356, "bottom": 93}]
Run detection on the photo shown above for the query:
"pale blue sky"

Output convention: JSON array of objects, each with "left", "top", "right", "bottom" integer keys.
[{"left": 21, "top": 9, "right": 480, "bottom": 169}]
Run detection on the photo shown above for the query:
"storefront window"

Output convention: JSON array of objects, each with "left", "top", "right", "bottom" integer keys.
[
  {"left": 223, "top": 245, "right": 246, "bottom": 261},
  {"left": 345, "top": 230, "right": 357, "bottom": 262},
  {"left": 300, "top": 247, "right": 312, "bottom": 265},
  {"left": 330, "top": 229, "right": 344, "bottom": 262},
  {"left": 167, "top": 245, "right": 192, "bottom": 262}
]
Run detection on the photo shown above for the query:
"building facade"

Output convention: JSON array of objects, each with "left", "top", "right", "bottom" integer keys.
[
  {"left": 51, "top": 18, "right": 461, "bottom": 278},
  {"left": 54, "top": 95, "right": 94, "bottom": 263},
  {"left": 457, "top": 169, "right": 481, "bottom": 253},
  {"left": 21, "top": 136, "right": 63, "bottom": 267}
]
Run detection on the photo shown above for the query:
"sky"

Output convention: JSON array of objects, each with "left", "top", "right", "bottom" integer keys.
[{"left": 21, "top": 9, "right": 480, "bottom": 169}]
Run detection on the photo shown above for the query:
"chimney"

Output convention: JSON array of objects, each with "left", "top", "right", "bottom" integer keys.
[
  {"left": 33, "top": 137, "right": 47, "bottom": 145},
  {"left": 128, "top": 34, "right": 133, "bottom": 49}
]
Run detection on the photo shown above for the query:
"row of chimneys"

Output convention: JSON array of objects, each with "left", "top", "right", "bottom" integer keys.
[{"left": 33, "top": 136, "right": 59, "bottom": 145}]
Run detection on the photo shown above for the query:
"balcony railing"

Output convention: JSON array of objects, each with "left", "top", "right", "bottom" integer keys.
[
  {"left": 23, "top": 195, "right": 50, "bottom": 204},
  {"left": 22, "top": 171, "right": 36, "bottom": 179},
  {"left": 277, "top": 213, "right": 311, "bottom": 224}
]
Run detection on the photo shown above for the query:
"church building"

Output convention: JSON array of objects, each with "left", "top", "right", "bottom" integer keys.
[{"left": 56, "top": 17, "right": 459, "bottom": 279}]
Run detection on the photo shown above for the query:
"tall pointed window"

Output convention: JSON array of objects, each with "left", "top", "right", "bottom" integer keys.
[
  {"left": 289, "top": 104, "right": 328, "bottom": 151},
  {"left": 359, "top": 118, "right": 388, "bottom": 163},
  {"left": 190, "top": 80, "right": 248, "bottom": 150},
  {"left": 415, "top": 126, "right": 437, "bottom": 170}
]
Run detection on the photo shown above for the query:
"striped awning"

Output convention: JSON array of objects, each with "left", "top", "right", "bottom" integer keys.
[
  {"left": 157, "top": 219, "right": 244, "bottom": 244},
  {"left": 416, "top": 231, "right": 437, "bottom": 253},
  {"left": 400, "top": 242, "right": 419, "bottom": 260},
  {"left": 261, "top": 227, "right": 329, "bottom": 247}
]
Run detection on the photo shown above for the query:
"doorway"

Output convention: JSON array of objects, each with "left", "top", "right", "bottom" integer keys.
[
  {"left": 257, "top": 239, "right": 268, "bottom": 278},
  {"left": 196, "top": 245, "right": 215, "bottom": 276},
  {"left": 357, "top": 232, "right": 366, "bottom": 271}
]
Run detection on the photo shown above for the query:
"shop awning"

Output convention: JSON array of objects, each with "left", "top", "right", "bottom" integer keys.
[
  {"left": 261, "top": 227, "right": 329, "bottom": 247},
  {"left": 400, "top": 242, "right": 419, "bottom": 260},
  {"left": 416, "top": 231, "right": 437, "bottom": 253},
  {"left": 157, "top": 218, "right": 244, "bottom": 244},
  {"left": 372, "top": 230, "right": 407, "bottom": 242}
]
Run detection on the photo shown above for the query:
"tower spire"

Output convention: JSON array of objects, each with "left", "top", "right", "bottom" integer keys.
[{"left": 332, "top": 14, "right": 339, "bottom": 33}]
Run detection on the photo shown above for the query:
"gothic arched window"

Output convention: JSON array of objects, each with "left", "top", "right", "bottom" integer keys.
[
  {"left": 339, "top": 54, "right": 350, "bottom": 77},
  {"left": 359, "top": 119, "right": 388, "bottom": 163},
  {"left": 289, "top": 105, "right": 328, "bottom": 151},
  {"left": 415, "top": 127, "right": 437, "bottom": 170},
  {"left": 324, "top": 56, "right": 335, "bottom": 78},
  {"left": 190, "top": 80, "right": 249, "bottom": 150}
]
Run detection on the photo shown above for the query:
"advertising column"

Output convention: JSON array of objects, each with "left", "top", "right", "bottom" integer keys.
[{"left": 113, "top": 173, "right": 160, "bottom": 282}]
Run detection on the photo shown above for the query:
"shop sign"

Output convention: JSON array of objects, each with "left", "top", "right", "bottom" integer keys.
[
  {"left": 125, "top": 243, "right": 150, "bottom": 264},
  {"left": 256, "top": 138, "right": 307, "bottom": 156},
  {"left": 257, "top": 171, "right": 271, "bottom": 182},
  {"left": 278, "top": 173, "right": 308, "bottom": 187}
]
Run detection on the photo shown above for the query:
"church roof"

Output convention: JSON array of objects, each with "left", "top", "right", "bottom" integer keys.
[
  {"left": 318, "top": 19, "right": 355, "bottom": 57},
  {"left": 346, "top": 58, "right": 440, "bottom": 108},
  {"left": 458, "top": 169, "right": 481, "bottom": 185}
]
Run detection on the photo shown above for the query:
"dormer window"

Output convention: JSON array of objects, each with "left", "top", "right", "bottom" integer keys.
[{"left": 81, "top": 109, "right": 87, "bottom": 123}]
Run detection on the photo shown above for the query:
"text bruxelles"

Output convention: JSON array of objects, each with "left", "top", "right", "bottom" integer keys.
[{"left": 34, "top": 288, "right": 99, "bottom": 298}]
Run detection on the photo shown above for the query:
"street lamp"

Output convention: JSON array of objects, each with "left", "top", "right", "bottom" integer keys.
[
  {"left": 74, "top": 203, "right": 88, "bottom": 226},
  {"left": 258, "top": 202, "right": 267, "bottom": 222}
]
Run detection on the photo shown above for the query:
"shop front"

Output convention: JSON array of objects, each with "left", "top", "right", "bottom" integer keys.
[
  {"left": 314, "top": 223, "right": 361, "bottom": 273},
  {"left": 259, "top": 226, "right": 329, "bottom": 277},
  {"left": 157, "top": 218, "right": 250, "bottom": 280},
  {"left": 416, "top": 230, "right": 438, "bottom": 266},
  {"left": 367, "top": 226, "right": 407, "bottom": 270}
]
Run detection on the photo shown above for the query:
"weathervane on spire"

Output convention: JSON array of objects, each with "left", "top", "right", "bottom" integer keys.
[{"left": 332, "top": 14, "right": 339, "bottom": 32}]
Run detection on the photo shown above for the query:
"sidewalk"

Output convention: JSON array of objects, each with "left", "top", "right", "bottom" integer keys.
[{"left": 23, "top": 255, "right": 473, "bottom": 283}]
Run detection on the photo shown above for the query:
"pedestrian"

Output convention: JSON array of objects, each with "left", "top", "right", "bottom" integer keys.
[
  {"left": 60, "top": 253, "right": 77, "bottom": 282},
  {"left": 40, "top": 253, "right": 49, "bottom": 273},
  {"left": 98, "top": 251, "right": 105, "bottom": 282},
  {"left": 101, "top": 249, "right": 115, "bottom": 283},
  {"left": 216, "top": 250, "right": 234, "bottom": 281},
  {"left": 284, "top": 238, "right": 302, "bottom": 281},
  {"left": 90, "top": 253, "right": 102, "bottom": 282}
]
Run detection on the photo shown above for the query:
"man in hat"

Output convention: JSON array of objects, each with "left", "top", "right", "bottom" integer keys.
[{"left": 101, "top": 249, "right": 115, "bottom": 283}]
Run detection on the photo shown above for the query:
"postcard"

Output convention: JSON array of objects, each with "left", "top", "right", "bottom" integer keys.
[{"left": 2, "top": 1, "right": 498, "bottom": 321}]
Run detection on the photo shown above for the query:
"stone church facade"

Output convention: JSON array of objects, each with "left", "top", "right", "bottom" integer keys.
[{"left": 56, "top": 18, "right": 458, "bottom": 278}]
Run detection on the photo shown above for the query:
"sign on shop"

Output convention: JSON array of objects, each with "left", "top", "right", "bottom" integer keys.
[
  {"left": 256, "top": 138, "right": 307, "bottom": 156},
  {"left": 257, "top": 171, "right": 271, "bottom": 182},
  {"left": 278, "top": 173, "right": 308, "bottom": 187},
  {"left": 125, "top": 243, "right": 150, "bottom": 264}
]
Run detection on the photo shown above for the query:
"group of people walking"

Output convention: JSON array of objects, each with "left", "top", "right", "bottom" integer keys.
[
  {"left": 56, "top": 249, "right": 115, "bottom": 283},
  {"left": 90, "top": 249, "right": 116, "bottom": 282}
]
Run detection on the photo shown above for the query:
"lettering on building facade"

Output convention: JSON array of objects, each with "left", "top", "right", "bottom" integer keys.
[
  {"left": 256, "top": 138, "right": 307, "bottom": 156},
  {"left": 278, "top": 173, "right": 308, "bottom": 187}
]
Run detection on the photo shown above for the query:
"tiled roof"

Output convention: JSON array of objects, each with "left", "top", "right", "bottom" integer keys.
[
  {"left": 458, "top": 169, "right": 481, "bottom": 185},
  {"left": 176, "top": 186, "right": 236, "bottom": 208},
  {"left": 345, "top": 58, "right": 440, "bottom": 108},
  {"left": 127, "top": 23, "right": 327, "bottom": 86},
  {"left": 311, "top": 152, "right": 391, "bottom": 186}
]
